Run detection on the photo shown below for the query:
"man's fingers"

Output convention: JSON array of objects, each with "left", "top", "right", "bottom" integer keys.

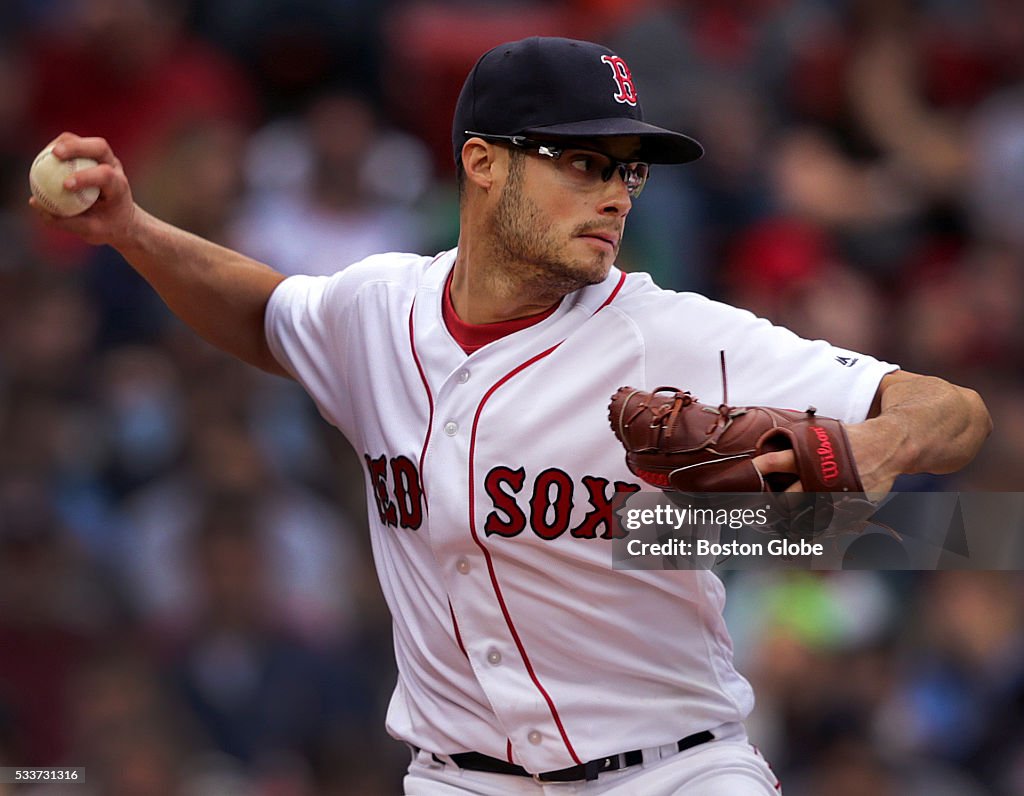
[
  {"left": 50, "top": 133, "right": 119, "bottom": 167},
  {"left": 753, "top": 449, "right": 804, "bottom": 491},
  {"left": 64, "top": 162, "right": 122, "bottom": 196},
  {"left": 751, "top": 450, "right": 797, "bottom": 475}
]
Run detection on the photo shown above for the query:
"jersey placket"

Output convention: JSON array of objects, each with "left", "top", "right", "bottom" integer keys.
[{"left": 413, "top": 297, "right": 585, "bottom": 770}]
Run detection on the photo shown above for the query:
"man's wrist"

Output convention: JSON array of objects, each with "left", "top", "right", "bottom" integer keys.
[
  {"left": 863, "top": 413, "right": 918, "bottom": 478},
  {"left": 110, "top": 203, "right": 149, "bottom": 256}
]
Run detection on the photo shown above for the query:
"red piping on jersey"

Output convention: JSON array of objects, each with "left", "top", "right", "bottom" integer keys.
[
  {"left": 448, "top": 600, "right": 468, "bottom": 658},
  {"left": 460, "top": 270, "right": 627, "bottom": 766},
  {"left": 406, "top": 268, "right": 626, "bottom": 766},
  {"left": 408, "top": 251, "right": 449, "bottom": 485},
  {"left": 604, "top": 270, "right": 627, "bottom": 305},
  {"left": 409, "top": 257, "right": 460, "bottom": 664},
  {"left": 507, "top": 738, "right": 514, "bottom": 764},
  {"left": 467, "top": 341, "right": 582, "bottom": 764},
  {"left": 408, "top": 298, "right": 435, "bottom": 502}
]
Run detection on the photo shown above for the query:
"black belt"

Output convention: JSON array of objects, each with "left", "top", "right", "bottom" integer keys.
[{"left": 432, "top": 729, "right": 714, "bottom": 782}]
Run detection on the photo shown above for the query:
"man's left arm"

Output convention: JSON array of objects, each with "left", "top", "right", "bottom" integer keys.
[
  {"left": 753, "top": 370, "right": 992, "bottom": 495},
  {"left": 843, "top": 370, "right": 992, "bottom": 494}
]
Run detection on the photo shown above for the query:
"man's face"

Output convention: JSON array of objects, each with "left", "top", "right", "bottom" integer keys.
[{"left": 488, "top": 137, "right": 640, "bottom": 295}]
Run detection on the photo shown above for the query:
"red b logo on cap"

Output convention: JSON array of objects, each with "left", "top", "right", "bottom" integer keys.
[{"left": 601, "top": 55, "right": 638, "bottom": 106}]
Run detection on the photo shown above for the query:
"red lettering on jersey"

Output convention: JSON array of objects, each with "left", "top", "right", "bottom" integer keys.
[
  {"left": 484, "top": 466, "right": 527, "bottom": 537},
  {"left": 391, "top": 455, "right": 424, "bottom": 529},
  {"left": 530, "top": 468, "right": 575, "bottom": 540},
  {"left": 571, "top": 477, "right": 642, "bottom": 539},
  {"left": 484, "top": 467, "right": 643, "bottom": 542},
  {"left": 600, "top": 55, "right": 638, "bottom": 106},
  {"left": 365, "top": 453, "right": 398, "bottom": 527}
]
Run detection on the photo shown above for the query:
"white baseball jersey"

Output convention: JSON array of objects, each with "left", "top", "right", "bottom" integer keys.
[{"left": 264, "top": 248, "right": 897, "bottom": 774}]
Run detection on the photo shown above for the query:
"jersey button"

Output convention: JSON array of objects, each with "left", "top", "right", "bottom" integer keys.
[
  {"left": 457, "top": 369, "right": 470, "bottom": 384},
  {"left": 456, "top": 557, "right": 470, "bottom": 574},
  {"left": 444, "top": 421, "right": 458, "bottom": 436},
  {"left": 527, "top": 730, "right": 542, "bottom": 745},
  {"left": 486, "top": 648, "right": 502, "bottom": 665}
]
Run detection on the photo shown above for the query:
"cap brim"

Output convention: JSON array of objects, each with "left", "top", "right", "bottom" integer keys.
[{"left": 521, "top": 117, "right": 704, "bottom": 164}]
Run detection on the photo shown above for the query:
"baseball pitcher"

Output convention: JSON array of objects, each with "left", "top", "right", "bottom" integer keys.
[{"left": 31, "top": 36, "right": 990, "bottom": 795}]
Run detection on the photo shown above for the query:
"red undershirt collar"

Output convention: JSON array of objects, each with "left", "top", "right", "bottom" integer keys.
[{"left": 442, "top": 271, "right": 560, "bottom": 354}]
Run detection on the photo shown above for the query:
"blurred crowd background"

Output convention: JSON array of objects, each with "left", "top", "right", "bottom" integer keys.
[{"left": 0, "top": 0, "right": 1022, "bottom": 793}]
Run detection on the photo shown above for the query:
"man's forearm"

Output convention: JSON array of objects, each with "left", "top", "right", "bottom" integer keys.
[
  {"left": 115, "top": 207, "right": 287, "bottom": 375},
  {"left": 852, "top": 371, "right": 992, "bottom": 491},
  {"left": 31, "top": 133, "right": 290, "bottom": 377}
]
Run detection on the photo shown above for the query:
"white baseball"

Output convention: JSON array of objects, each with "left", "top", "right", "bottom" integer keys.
[{"left": 29, "top": 146, "right": 101, "bottom": 217}]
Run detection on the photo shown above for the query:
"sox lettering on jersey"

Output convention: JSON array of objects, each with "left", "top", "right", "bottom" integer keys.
[
  {"left": 600, "top": 55, "right": 638, "bottom": 106},
  {"left": 367, "top": 454, "right": 640, "bottom": 539},
  {"left": 486, "top": 467, "right": 640, "bottom": 539}
]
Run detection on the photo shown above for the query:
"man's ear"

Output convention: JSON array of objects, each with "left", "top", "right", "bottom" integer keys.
[{"left": 461, "top": 138, "right": 502, "bottom": 192}]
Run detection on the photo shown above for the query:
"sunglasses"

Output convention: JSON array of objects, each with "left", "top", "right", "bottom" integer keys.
[{"left": 465, "top": 132, "right": 651, "bottom": 199}]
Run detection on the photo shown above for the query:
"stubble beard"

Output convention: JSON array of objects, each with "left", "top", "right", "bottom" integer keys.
[{"left": 490, "top": 157, "right": 617, "bottom": 299}]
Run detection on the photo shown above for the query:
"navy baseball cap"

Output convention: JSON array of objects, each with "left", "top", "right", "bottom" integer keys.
[{"left": 452, "top": 36, "right": 704, "bottom": 166}]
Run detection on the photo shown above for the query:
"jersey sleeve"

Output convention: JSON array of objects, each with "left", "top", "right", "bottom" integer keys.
[
  {"left": 264, "top": 268, "right": 358, "bottom": 431},
  {"left": 619, "top": 278, "right": 898, "bottom": 423}
]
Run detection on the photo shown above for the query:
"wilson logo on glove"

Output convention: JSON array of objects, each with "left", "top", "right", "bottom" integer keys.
[{"left": 809, "top": 425, "right": 840, "bottom": 484}]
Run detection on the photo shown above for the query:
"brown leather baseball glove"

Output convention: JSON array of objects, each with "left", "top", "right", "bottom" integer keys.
[{"left": 607, "top": 387, "right": 863, "bottom": 495}]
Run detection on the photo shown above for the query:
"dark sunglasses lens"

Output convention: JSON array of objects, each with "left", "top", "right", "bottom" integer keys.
[
  {"left": 601, "top": 162, "right": 649, "bottom": 197},
  {"left": 621, "top": 163, "right": 649, "bottom": 197}
]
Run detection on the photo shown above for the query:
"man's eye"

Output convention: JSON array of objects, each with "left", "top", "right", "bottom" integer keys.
[{"left": 569, "top": 154, "right": 598, "bottom": 173}]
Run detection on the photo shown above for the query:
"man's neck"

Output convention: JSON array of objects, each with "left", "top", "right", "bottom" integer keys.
[{"left": 450, "top": 241, "right": 563, "bottom": 324}]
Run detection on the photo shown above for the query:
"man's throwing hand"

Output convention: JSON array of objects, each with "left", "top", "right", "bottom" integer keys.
[{"left": 28, "top": 132, "right": 137, "bottom": 248}]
